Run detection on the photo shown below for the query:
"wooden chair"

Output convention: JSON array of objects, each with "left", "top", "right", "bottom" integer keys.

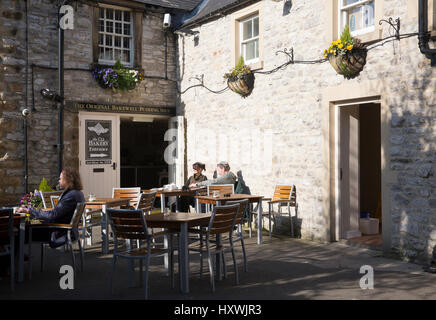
[
  {"left": 28, "top": 202, "right": 86, "bottom": 279},
  {"left": 40, "top": 190, "right": 63, "bottom": 209},
  {"left": 50, "top": 195, "right": 60, "bottom": 208},
  {"left": 112, "top": 187, "right": 141, "bottom": 208},
  {"left": 0, "top": 208, "right": 15, "bottom": 291},
  {"left": 224, "top": 199, "right": 249, "bottom": 273},
  {"left": 106, "top": 208, "right": 173, "bottom": 299},
  {"left": 188, "top": 203, "right": 240, "bottom": 292},
  {"left": 254, "top": 185, "right": 298, "bottom": 239}
]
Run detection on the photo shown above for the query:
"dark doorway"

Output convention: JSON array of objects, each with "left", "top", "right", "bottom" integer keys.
[{"left": 120, "top": 118, "right": 169, "bottom": 189}]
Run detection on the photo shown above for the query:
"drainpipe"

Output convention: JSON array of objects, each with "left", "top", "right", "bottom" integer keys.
[
  {"left": 23, "top": 115, "right": 28, "bottom": 194},
  {"left": 418, "top": 0, "right": 436, "bottom": 66},
  {"left": 58, "top": 5, "right": 65, "bottom": 176}
]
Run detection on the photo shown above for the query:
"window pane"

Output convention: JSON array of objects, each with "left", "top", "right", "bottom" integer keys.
[
  {"left": 115, "top": 22, "right": 122, "bottom": 34},
  {"left": 105, "top": 48, "right": 113, "bottom": 60},
  {"left": 114, "top": 36, "right": 121, "bottom": 48},
  {"left": 99, "top": 8, "right": 104, "bottom": 19},
  {"left": 343, "top": 0, "right": 359, "bottom": 5},
  {"left": 123, "top": 23, "right": 131, "bottom": 35},
  {"left": 243, "top": 20, "right": 252, "bottom": 40},
  {"left": 124, "top": 11, "right": 130, "bottom": 22},
  {"left": 99, "top": 20, "right": 104, "bottom": 32},
  {"left": 123, "top": 37, "right": 130, "bottom": 49},
  {"left": 114, "top": 49, "right": 122, "bottom": 61},
  {"left": 253, "top": 17, "right": 259, "bottom": 37},
  {"left": 363, "top": 2, "right": 374, "bottom": 28},
  {"left": 123, "top": 50, "right": 130, "bottom": 63},
  {"left": 99, "top": 46, "right": 104, "bottom": 59},
  {"left": 98, "top": 34, "right": 104, "bottom": 45},
  {"left": 106, "top": 9, "right": 113, "bottom": 20},
  {"left": 106, "top": 21, "right": 113, "bottom": 33},
  {"left": 105, "top": 35, "right": 112, "bottom": 46},
  {"left": 347, "top": 6, "right": 362, "bottom": 32},
  {"left": 244, "top": 40, "right": 258, "bottom": 61},
  {"left": 115, "top": 10, "right": 122, "bottom": 21}
]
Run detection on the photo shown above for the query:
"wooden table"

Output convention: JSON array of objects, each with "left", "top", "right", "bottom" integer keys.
[
  {"left": 143, "top": 187, "right": 206, "bottom": 213},
  {"left": 196, "top": 194, "right": 264, "bottom": 244},
  {"left": 85, "top": 197, "right": 130, "bottom": 254},
  {"left": 146, "top": 212, "right": 211, "bottom": 294}
]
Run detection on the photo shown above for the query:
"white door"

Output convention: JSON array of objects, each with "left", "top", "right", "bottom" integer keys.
[
  {"left": 339, "top": 105, "right": 361, "bottom": 239},
  {"left": 79, "top": 113, "right": 120, "bottom": 198},
  {"left": 167, "top": 116, "right": 185, "bottom": 187}
]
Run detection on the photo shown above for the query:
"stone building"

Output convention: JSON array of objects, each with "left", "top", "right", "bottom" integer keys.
[
  {"left": 0, "top": 0, "right": 435, "bottom": 262},
  {"left": 175, "top": 0, "right": 435, "bottom": 261}
]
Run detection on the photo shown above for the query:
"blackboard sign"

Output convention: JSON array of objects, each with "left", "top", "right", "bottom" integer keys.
[{"left": 85, "top": 120, "right": 112, "bottom": 164}]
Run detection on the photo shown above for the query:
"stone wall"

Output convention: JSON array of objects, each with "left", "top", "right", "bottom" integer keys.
[
  {"left": 177, "top": 0, "right": 435, "bottom": 260},
  {"left": 0, "top": 0, "right": 177, "bottom": 205}
]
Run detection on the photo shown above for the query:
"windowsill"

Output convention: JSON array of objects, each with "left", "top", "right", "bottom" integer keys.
[
  {"left": 351, "top": 28, "right": 383, "bottom": 45},
  {"left": 247, "top": 60, "right": 263, "bottom": 71}
]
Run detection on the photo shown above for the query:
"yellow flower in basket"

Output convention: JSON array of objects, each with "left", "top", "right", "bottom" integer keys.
[{"left": 347, "top": 44, "right": 353, "bottom": 51}]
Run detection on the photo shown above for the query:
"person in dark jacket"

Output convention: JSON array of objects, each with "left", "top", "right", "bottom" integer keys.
[
  {"left": 16, "top": 167, "right": 85, "bottom": 248},
  {"left": 173, "top": 162, "right": 207, "bottom": 212}
]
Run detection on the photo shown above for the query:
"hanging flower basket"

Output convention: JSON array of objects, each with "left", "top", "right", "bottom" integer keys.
[
  {"left": 328, "top": 47, "right": 367, "bottom": 79},
  {"left": 224, "top": 56, "right": 255, "bottom": 98},
  {"left": 324, "top": 25, "right": 367, "bottom": 79},
  {"left": 226, "top": 72, "right": 255, "bottom": 97},
  {"left": 91, "top": 60, "right": 144, "bottom": 92}
]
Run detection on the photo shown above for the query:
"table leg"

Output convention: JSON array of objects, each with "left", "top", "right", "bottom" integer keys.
[
  {"left": 215, "top": 234, "right": 222, "bottom": 281},
  {"left": 164, "top": 234, "right": 169, "bottom": 276},
  {"left": 257, "top": 199, "right": 262, "bottom": 245},
  {"left": 179, "top": 222, "right": 189, "bottom": 293},
  {"left": 161, "top": 194, "right": 166, "bottom": 213},
  {"left": 17, "top": 218, "right": 25, "bottom": 282},
  {"left": 101, "top": 204, "right": 109, "bottom": 254}
]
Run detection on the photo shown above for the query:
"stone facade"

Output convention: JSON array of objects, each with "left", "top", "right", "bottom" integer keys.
[
  {"left": 0, "top": 0, "right": 177, "bottom": 205},
  {"left": 176, "top": 0, "right": 435, "bottom": 261}
]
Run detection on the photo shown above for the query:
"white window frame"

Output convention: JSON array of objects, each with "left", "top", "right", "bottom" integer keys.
[
  {"left": 239, "top": 14, "right": 260, "bottom": 65},
  {"left": 338, "top": 0, "right": 375, "bottom": 38},
  {"left": 98, "top": 5, "right": 133, "bottom": 67}
]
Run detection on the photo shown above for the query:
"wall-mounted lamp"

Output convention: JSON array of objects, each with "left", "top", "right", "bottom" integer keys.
[{"left": 40, "top": 88, "right": 62, "bottom": 102}]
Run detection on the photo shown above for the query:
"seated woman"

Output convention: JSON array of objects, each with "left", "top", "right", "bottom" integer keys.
[
  {"left": 190, "top": 161, "right": 236, "bottom": 188},
  {"left": 173, "top": 162, "right": 207, "bottom": 212},
  {"left": 16, "top": 167, "right": 85, "bottom": 248}
]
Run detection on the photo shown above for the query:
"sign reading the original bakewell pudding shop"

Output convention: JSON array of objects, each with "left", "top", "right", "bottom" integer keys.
[
  {"left": 70, "top": 101, "right": 176, "bottom": 116},
  {"left": 85, "top": 120, "right": 112, "bottom": 164}
]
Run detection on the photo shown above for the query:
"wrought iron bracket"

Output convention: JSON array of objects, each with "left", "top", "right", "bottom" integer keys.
[
  {"left": 379, "top": 17, "right": 400, "bottom": 40},
  {"left": 276, "top": 47, "right": 294, "bottom": 64}
]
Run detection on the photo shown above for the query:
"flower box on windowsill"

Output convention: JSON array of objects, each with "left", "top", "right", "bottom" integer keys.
[{"left": 90, "top": 60, "right": 144, "bottom": 92}]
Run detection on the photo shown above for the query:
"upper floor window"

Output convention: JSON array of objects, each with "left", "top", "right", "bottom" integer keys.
[
  {"left": 339, "top": 0, "right": 375, "bottom": 37},
  {"left": 98, "top": 7, "right": 133, "bottom": 67},
  {"left": 240, "top": 15, "right": 259, "bottom": 65}
]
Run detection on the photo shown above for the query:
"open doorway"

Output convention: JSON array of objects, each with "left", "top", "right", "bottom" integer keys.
[
  {"left": 336, "top": 102, "right": 382, "bottom": 248},
  {"left": 120, "top": 118, "right": 169, "bottom": 190}
]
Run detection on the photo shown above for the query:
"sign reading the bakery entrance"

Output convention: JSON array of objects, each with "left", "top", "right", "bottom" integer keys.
[
  {"left": 71, "top": 101, "right": 175, "bottom": 116},
  {"left": 85, "top": 120, "right": 112, "bottom": 164}
]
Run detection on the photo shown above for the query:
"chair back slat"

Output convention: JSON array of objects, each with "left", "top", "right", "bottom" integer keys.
[
  {"left": 272, "top": 185, "right": 294, "bottom": 201},
  {"left": 51, "top": 196, "right": 60, "bottom": 208},
  {"left": 41, "top": 191, "right": 63, "bottom": 209},
  {"left": 135, "top": 192, "right": 156, "bottom": 213},
  {"left": 107, "top": 208, "right": 148, "bottom": 241},
  {"left": 0, "top": 208, "right": 13, "bottom": 242},
  {"left": 208, "top": 204, "right": 239, "bottom": 235},
  {"left": 70, "top": 202, "right": 86, "bottom": 229},
  {"left": 112, "top": 187, "right": 141, "bottom": 208},
  {"left": 225, "top": 199, "right": 249, "bottom": 225},
  {"left": 207, "top": 184, "right": 234, "bottom": 196}
]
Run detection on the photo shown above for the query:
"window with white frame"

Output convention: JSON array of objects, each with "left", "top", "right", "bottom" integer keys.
[
  {"left": 98, "top": 6, "right": 133, "bottom": 66},
  {"left": 240, "top": 14, "right": 259, "bottom": 65},
  {"left": 339, "top": 0, "right": 375, "bottom": 37}
]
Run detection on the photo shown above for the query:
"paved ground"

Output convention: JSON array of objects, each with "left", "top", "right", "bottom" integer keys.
[{"left": 1, "top": 229, "right": 435, "bottom": 300}]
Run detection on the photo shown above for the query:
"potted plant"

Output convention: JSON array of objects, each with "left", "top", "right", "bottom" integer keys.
[
  {"left": 91, "top": 60, "right": 144, "bottom": 91},
  {"left": 224, "top": 56, "right": 255, "bottom": 97},
  {"left": 324, "top": 25, "right": 367, "bottom": 79}
]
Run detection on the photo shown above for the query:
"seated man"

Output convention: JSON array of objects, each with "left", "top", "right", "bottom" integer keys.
[
  {"left": 16, "top": 167, "right": 85, "bottom": 248},
  {"left": 190, "top": 161, "right": 236, "bottom": 188}
]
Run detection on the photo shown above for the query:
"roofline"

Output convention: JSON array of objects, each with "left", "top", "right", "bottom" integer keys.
[{"left": 179, "top": 0, "right": 260, "bottom": 29}]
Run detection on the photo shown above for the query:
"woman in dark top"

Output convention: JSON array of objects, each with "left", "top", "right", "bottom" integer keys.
[
  {"left": 16, "top": 167, "right": 85, "bottom": 248},
  {"left": 174, "top": 162, "right": 207, "bottom": 212}
]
